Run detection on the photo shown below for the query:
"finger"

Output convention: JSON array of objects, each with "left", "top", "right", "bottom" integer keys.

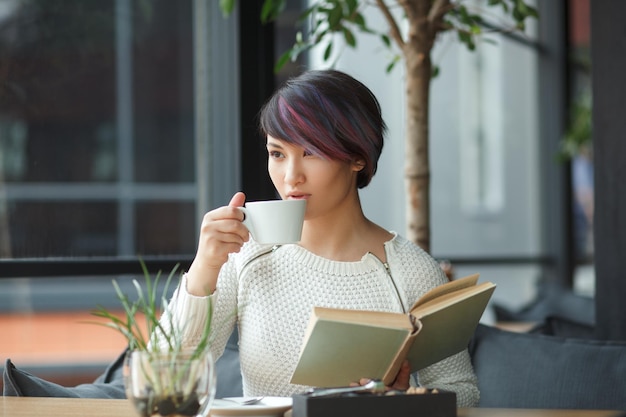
[
  {"left": 229, "top": 191, "right": 246, "bottom": 207},
  {"left": 389, "top": 360, "right": 411, "bottom": 391},
  {"left": 358, "top": 378, "right": 372, "bottom": 386},
  {"left": 204, "top": 205, "right": 246, "bottom": 223},
  {"left": 196, "top": 222, "right": 247, "bottom": 265},
  {"left": 200, "top": 217, "right": 249, "bottom": 242}
]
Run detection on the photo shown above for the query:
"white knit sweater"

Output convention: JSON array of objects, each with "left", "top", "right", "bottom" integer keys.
[{"left": 164, "top": 233, "right": 479, "bottom": 406}]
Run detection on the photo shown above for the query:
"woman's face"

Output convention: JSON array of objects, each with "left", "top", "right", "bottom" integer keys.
[{"left": 266, "top": 136, "right": 362, "bottom": 220}]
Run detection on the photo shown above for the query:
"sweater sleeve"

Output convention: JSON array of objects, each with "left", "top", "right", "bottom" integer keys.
[
  {"left": 150, "top": 274, "right": 214, "bottom": 353},
  {"left": 414, "top": 350, "right": 479, "bottom": 407},
  {"left": 153, "top": 260, "right": 239, "bottom": 362}
]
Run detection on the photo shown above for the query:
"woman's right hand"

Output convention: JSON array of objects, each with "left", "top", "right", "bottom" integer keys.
[{"left": 186, "top": 192, "right": 249, "bottom": 296}]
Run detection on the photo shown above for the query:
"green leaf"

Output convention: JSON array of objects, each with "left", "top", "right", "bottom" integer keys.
[
  {"left": 345, "top": 0, "right": 358, "bottom": 13},
  {"left": 457, "top": 30, "right": 471, "bottom": 44},
  {"left": 274, "top": 45, "right": 309, "bottom": 73},
  {"left": 527, "top": 5, "right": 540, "bottom": 19},
  {"left": 219, "top": 0, "right": 235, "bottom": 17},
  {"left": 323, "top": 42, "right": 333, "bottom": 61},
  {"left": 314, "top": 28, "right": 330, "bottom": 46},
  {"left": 471, "top": 14, "right": 483, "bottom": 24},
  {"left": 381, "top": 34, "right": 391, "bottom": 48},
  {"left": 343, "top": 27, "right": 356, "bottom": 47},
  {"left": 432, "top": 65, "right": 440, "bottom": 78},
  {"left": 352, "top": 12, "right": 365, "bottom": 27},
  {"left": 457, "top": 30, "right": 476, "bottom": 51},
  {"left": 498, "top": 0, "right": 509, "bottom": 13},
  {"left": 385, "top": 55, "right": 400, "bottom": 73},
  {"left": 458, "top": 5, "right": 471, "bottom": 24},
  {"left": 327, "top": 4, "right": 344, "bottom": 31},
  {"left": 274, "top": 50, "right": 292, "bottom": 72},
  {"left": 297, "top": 6, "right": 316, "bottom": 22},
  {"left": 357, "top": 25, "right": 376, "bottom": 35},
  {"left": 311, "top": 16, "right": 325, "bottom": 33},
  {"left": 261, "top": 0, "right": 286, "bottom": 23}
]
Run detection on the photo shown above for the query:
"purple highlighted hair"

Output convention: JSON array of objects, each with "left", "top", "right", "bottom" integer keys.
[{"left": 259, "top": 69, "right": 386, "bottom": 188}]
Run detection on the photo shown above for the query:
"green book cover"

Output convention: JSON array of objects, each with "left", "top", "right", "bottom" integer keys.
[{"left": 290, "top": 320, "right": 410, "bottom": 387}]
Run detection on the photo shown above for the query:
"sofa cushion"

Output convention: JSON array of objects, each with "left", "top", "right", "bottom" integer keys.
[
  {"left": 469, "top": 324, "right": 626, "bottom": 410},
  {"left": 214, "top": 327, "right": 243, "bottom": 398}
]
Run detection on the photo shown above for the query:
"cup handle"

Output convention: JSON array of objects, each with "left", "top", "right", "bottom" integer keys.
[
  {"left": 238, "top": 207, "right": 254, "bottom": 238},
  {"left": 238, "top": 206, "right": 248, "bottom": 222}
]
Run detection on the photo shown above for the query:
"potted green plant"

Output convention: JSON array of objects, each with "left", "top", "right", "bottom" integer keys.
[{"left": 91, "top": 262, "right": 216, "bottom": 417}]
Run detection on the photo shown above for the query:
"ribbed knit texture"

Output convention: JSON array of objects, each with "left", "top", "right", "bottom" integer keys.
[{"left": 164, "top": 233, "right": 479, "bottom": 406}]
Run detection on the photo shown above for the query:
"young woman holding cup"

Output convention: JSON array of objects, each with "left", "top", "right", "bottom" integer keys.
[{"left": 163, "top": 70, "right": 479, "bottom": 406}]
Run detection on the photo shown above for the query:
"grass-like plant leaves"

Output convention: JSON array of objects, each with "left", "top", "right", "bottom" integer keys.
[{"left": 90, "top": 259, "right": 213, "bottom": 360}]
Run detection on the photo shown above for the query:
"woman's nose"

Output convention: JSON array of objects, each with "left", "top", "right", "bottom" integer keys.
[{"left": 284, "top": 160, "right": 304, "bottom": 185}]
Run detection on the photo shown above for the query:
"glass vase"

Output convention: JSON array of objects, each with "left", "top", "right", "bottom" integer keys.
[{"left": 124, "top": 350, "right": 216, "bottom": 417}]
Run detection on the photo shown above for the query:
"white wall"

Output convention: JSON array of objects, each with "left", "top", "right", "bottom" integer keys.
[
  {"left": 309, "top": 5, "right": 543, "bottom": 310},
  {"left": 309, "top": 7, "right": 407, "bottom": 234}
]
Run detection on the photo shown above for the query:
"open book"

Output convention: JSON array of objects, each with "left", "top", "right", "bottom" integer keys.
[{"left": 290, "top": 273, "right": 495, "bottom": 387}]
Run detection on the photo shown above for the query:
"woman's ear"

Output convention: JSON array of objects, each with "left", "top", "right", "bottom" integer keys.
[{"left": 352, "top": 159, "right": 366, "bottom": 172}]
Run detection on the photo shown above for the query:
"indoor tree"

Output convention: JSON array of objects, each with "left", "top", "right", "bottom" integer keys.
[{"left": 221, "top": 0, "right": 538, "bottom": 253}]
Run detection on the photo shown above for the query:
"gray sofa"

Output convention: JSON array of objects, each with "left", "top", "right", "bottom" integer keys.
[
  {"left": 469, "top": 323, "right": 626, "bottom": 410},
  {"left": 5, "top": 322, "right": 626, "bottom": 411}
]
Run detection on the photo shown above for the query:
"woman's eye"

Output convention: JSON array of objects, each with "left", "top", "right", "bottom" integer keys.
[{"left": 269, "top": 150, "right": 283, "bottom": 158}]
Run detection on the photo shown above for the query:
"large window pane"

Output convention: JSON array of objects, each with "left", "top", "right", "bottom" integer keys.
[
  {"left": 7, "top": 201, "right": 117, "bottom": 257},
  {"left": 0, "top": 1, "right": 116, "bottom": 184},
  {"left": 134, "top": 201, "right": 195, "bottom": 255},
  {"left": 0, "top": 0, "right": 195, "bottom": 259},
  {"left": 132, "top": 0, "right": 194, "bottom": 183},
  {"left": 0, "top": 0, "right": 242, "bottom": 392}
]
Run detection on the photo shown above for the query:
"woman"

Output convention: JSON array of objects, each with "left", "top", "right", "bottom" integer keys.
[{"left": 163, "top": 69, "right": 479, "bottom": 406}]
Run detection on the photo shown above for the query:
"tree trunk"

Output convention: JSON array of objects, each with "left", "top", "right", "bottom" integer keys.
[
  {"left": 402, "top": 3, "right": 436, "bottom": 253},
  {"left": 404, "top": 54, "right": 431, "bottom": 252}
]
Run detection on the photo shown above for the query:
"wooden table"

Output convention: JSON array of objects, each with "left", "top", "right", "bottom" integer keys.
[
  {"left": 458, "top": 409, "right": 624, "bottom": 417},
  {"left": 1, "top": 397, "right": 624, "bottom": 417},
  {"left": 1, "top": 397, "right": 135, "bottom": 417}
]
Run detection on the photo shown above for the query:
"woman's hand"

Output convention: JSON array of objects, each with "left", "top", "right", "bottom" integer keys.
[
  {"left": 186, "top": 192, "right": 249, "bottom": 296},
  {"left": 352, "top": 360, "right": 411, "bottom": 392},
  {"left": 388, "top": 360, "right": 411, "bottom": 391}
]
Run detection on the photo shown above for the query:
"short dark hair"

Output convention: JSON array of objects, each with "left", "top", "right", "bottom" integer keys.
[{"left": 259, "top": 69, "right": 386, "bottom": 188}]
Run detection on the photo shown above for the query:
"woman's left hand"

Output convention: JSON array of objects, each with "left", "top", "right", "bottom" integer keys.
[
  {"left": 354, "top": 359, "right": 411, "bottom": 391},
  {"left": 388, "top": 360, "right": 411, "bottom": 391}
]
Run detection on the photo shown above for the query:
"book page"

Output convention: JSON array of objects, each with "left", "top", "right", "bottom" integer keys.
[
  {"left": 411, "top": 281, "right": 495, "bottom": 318},
  {"left": 312, "top": 306, "right": 414, "bottom": 331},
  {"left": 409, "top": 273, "right": 480, "bottom": 311}
]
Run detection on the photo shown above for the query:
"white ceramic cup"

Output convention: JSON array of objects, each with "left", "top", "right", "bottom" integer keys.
[{"left": 239, "top": 199, "right": 306, "bottom": 244}]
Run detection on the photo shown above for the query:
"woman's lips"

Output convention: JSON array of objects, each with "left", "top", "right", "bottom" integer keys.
[{"left": 287, "top": 194, "right": 309, "bottom": 200}]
